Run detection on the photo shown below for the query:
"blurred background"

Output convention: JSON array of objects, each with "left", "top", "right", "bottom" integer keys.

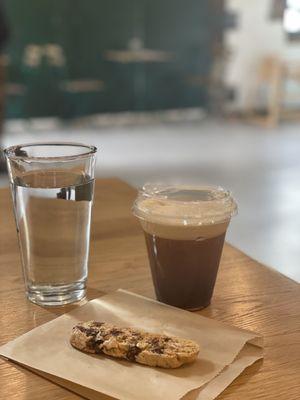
[{"left": 0, "top": 0, "right": 299, "bottom": 281}]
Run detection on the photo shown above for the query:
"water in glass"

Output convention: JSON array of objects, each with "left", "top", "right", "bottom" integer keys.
[{"left": 12, "top": 170, "right": 94, "bottom": 305}]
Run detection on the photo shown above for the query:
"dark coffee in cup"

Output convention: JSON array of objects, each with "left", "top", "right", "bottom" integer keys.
[
  {"left": 133, "top": 185, "right": 237, "bottom": 310},
  {"left": 144, "top": 225, "right": 227, "bottom": 310}
]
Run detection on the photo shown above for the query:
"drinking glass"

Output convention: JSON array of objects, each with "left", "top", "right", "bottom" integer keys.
[{"left": 4, "top": 142, "right": 97, "bottom": 306}]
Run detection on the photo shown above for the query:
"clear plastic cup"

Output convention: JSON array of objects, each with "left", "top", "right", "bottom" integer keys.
[{"left": 133, "top": 184, "right": 237, "bottom": 310}]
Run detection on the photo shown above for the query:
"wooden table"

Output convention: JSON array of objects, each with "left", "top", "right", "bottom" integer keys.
[{"left": 0, "top": 178, "right": 299, "bottom": 399}]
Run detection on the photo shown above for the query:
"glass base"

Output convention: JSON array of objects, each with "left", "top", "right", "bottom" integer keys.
[
  {"left": 157, "top": 296, "right": 211, "bottom": 311},
  {"left": 26, "top": 281, "right": 86, "bottom": 306},
  {"left": 186, "top": 301, "right": 211, "bottom": 311}
]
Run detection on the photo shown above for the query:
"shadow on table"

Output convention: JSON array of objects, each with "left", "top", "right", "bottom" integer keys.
[{"left": 44, "top": 287, "right": 107, "bottom": 317}]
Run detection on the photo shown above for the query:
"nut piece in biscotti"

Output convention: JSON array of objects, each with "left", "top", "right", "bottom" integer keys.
[{"left": 70, "top": 321, "right": 200, "bottom": 368}]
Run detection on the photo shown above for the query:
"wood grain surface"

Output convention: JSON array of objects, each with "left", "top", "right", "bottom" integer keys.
[{"left": 0, "top": 178, "right": 299, "bottom": 400}]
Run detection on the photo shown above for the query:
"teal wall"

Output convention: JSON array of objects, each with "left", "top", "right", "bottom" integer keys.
[{"left": 4, "top": 0, "right": 224, "bottom": 118}]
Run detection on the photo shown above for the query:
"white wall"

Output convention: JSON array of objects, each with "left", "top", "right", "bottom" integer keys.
[{"left": 225, "top": 0, "right": 300, "bottom": 110}]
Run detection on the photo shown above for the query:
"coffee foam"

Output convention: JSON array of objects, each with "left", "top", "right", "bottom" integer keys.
[
  {"left": 137, "top": 198, "right": 229, "bottom": 240},
  {"left": 140, "top": 219, "right": 228, "bottom": 240}
]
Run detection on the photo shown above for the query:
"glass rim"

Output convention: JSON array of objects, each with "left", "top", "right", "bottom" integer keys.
[{"left": 4, "top": 142, "right": 97, "bottom": 161}]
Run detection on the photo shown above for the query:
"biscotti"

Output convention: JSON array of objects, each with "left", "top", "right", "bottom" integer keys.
[{"left": 70, "top": 321, "right": 200, "bottom": 368}]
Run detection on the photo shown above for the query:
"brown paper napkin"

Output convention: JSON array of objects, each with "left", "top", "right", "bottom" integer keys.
[{"left": 0, "top": 290, "right": 263, "bottom": 400}]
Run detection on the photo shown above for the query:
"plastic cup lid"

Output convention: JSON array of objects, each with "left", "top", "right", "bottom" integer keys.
[{"left": 133, "top": 183, "right": 238, "bottom": 226}]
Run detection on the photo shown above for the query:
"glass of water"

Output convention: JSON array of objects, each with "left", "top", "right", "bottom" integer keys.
[{"left": 4, "top": 142, "right": 97, "bottom": 306}]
